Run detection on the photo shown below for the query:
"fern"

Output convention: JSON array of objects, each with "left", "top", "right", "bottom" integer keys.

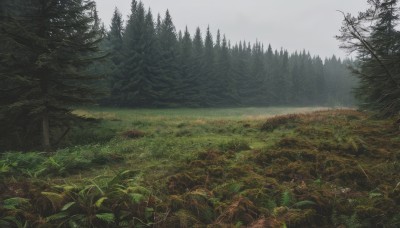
[
  {"left": 212, "top": 181, "right": 243, "bottom": 197},
  {"left": 95, "top": 197, "right": 108, "bottom": 208},
  {"left": 41, "top": 192, "right": 64, "bottom": 210},
  {"left": 61, "top": 202, "right": 76, "bottom": 211},
  {"left": 228, "top": 182, "right": 244, "bottom": 194},
  {"left": 107, "top": 170, "right": 138, "bottom": 187},
  {"left": 46, "top": 212, "right": 68, "bottom": 222},
  {"left": 281, "top": 190, "right": 293, "bottom": 207},
  {"left": 292, "top": 200, "right": 316, "bottom": 208},
  {"left": 265, "top": 199, "right": 277, "bottom": 211},
  {"left": 0, "top": 163, "right": 10, "bottom": 174},
  {"left": 96, "top": 213, "right": 115, "bottom": 224},
  {"left": 130, "top": 193, "right": 145, "bottom": 204},
  {"left": 2, "top": 197, "right": 30, "bottom": 210}
]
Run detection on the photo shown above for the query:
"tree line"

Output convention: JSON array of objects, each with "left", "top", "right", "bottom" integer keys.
[
  {"left": 102, "top": 0, "right": 356, "bottom": 108},
  {"left": 0, "top": 0, "right": 357, "bottom": 151}
]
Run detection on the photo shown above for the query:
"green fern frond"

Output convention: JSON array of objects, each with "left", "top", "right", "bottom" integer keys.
[
  {"left": 0, "top": 163, "right": 10, "bottom": 173},
  {"left": 292, "top": 200, "right": 316, "bottom": 208},
  {"left": 61, "top": 202, "right": 76, "bottom": 211},
  {"left": 95, "top": 197, "right": 108, "bottom": 208},
  {"left": 130, "top": 193, "right": 145, "bottom": 204},
  {"left": 228, "top": 182, "right": 244, "bottom": 194},
  {"left": 96, "top": 213, "right": 115, "bottom": 224},
  {"left": 46, "top": 212, "right": 68, "bottom": 222},
  {"left": 3, "top": 197, "right": 31, "bottom": 210},
  {"left": 108, "top": 170, "right": 138, "bottom": 187},
  {"left": 265, "top": 199, "right": 277, "bottom": 211},
  {"left": 281, "top": 190, "right": 293, "bottom": 207},
  {"left": 41, "top": 192, "right": 64, "bottom": 210}
]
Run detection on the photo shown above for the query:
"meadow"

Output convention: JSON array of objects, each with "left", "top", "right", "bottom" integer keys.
[{"left": 1, "top": 107, "right": 400, "bottom": 227}]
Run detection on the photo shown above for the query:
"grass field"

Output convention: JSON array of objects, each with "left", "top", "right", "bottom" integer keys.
[
  {"left": 61, "top": 107, "right": 327, "bottom": 179},
  {"left": 1, "top": 107, "right": 400, "bottom": 227},
  {"left": 66, "top": 107, "right": 328, "bottom": 176}
]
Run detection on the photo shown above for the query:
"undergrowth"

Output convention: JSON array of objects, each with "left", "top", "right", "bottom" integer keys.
[{"left": 1, "top": 109, "right": 400, "bottom": 227}]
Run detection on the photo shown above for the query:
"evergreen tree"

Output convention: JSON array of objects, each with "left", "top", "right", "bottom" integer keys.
[
  {"left": 214, "top": 35, "right": 237, "bottom": 105},
  {"left": 96, "top": 0, "right": 357, "bottom": 109},
  {"left": 0, "top": 0, "right": 104, "bottom": 151},
  {"left": 279, "top": 50, "right": 291, "bottom": 104},
  {"left": 189, "top": 27, "right": 205, "bottom": 105},
  {"left": 202, "top": 26, "right": 216, "bottom": 105},
  {"left": 108, "top": 7, "right": 124, "bottom": 65},
  {"left": 242, "top": 42, "right": 267, "bottom": 105},
  {"left": 312, "top": 56, "right": 325, "bottom": 104},
  {"left": 157, "top": 10, "right": 181, "bottom": 106},
  {"left": 232, "top": 41, "right": 251, "bottom": 105},
  {"left": 338, "top": 0, "right": 400, "bottom": 117},
  {"left": 178, "top": 27, "right": 202, "bottom": 105},
  {"left": 113, "top": 1, "right": 161, "bottom": 107}
]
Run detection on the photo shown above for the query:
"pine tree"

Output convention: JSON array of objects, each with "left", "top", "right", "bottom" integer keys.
[
  {"left": 113, "top": 2, "right": 161, "bottom": 107},
  {"left": 178, "top": 27, "right": 202, "bottom": 106},
  {"left": 214, "top": 35, "right": 238, "bottom": 105},
  {"left": 279, "top": 50, "right": 291, "bottom": 104},
  {"left": 157, "top": 10, "right": 181, "bottom": 106},
  {"left": 246, "top": 42, "right": 267, "bottom": 106},
  {"left": 202, "top": 26, "right": 216, "bottom": 105},
  {"left": 92, "top": 0, "right": 357, "bottom": 109},
  {"left": 108, "top": 7, "right": 124, "bottom": 64},
  {"left": 232, "top": 41, "right": 251, "bottom": 105},
  {"left": 312, "top": 56, "right": 325, "bottom": 104},
  {"left": 0, "top": 0, "right": 104, "bottom": 151},
  {"left": 189, "top": 27, "right": 205, "bottom": 105},
  {"left": 338, "top": 0, "right": 400, "bottom": 117}
]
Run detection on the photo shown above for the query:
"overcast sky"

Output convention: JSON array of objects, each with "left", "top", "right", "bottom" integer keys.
[{"left": 95, "top": 0, "right": 368, "bottom": 59}]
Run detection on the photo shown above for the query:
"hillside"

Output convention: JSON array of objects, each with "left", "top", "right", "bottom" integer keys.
[{"left": 1, "top": 108, "right": 399, "bottom": 227}]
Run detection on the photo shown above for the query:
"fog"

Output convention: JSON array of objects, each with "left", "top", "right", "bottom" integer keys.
[{"left": 95, "top": 0, "right": 368, "bottom": 58}]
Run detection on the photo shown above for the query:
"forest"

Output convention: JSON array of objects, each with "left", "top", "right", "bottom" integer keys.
[
  {"left": 101, "top": 3, "right": 355, "bottom": 108},
  {"left": 1, "top": 0, "right": 400, "bottom": 227}
]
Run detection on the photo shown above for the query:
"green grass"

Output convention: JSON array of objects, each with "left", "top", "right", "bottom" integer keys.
[
  {"left": 10, "top": 107, "right": 399, "bottom": 227},
  {"left": 2, "top": 107, "right": 328, "bottom": 182}
]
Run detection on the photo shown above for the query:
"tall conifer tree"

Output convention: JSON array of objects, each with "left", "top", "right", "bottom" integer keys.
[{"left": 0, "top": 0, "right": 104, "bottom": 150}]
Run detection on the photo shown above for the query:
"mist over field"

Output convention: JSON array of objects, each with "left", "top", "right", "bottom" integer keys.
[{"left": 1, "top": 0, "right": 400, "bottom": 227}]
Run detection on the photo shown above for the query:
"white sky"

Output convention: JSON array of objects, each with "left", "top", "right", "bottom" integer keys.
[{"left": 95, "top": 0, "right": 368, "bottom": 59}]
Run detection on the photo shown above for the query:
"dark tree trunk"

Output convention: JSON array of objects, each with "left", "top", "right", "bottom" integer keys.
[{"left": 42, "top": 110, "right": 51, "bottom": 151}]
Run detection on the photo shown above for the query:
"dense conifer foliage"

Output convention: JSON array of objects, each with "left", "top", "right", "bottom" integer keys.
[
  {"left": 0, "top": 0, "right": 104, "bottom": 150},
  {"left": 338, "top": 0, "right": 400, "bottom": 117},
  {"left": 0, "top": 0, "right": 357, "bottom": 151},
  {"left": 105, "top": 0, "right": 356, "bottom": 108}
]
